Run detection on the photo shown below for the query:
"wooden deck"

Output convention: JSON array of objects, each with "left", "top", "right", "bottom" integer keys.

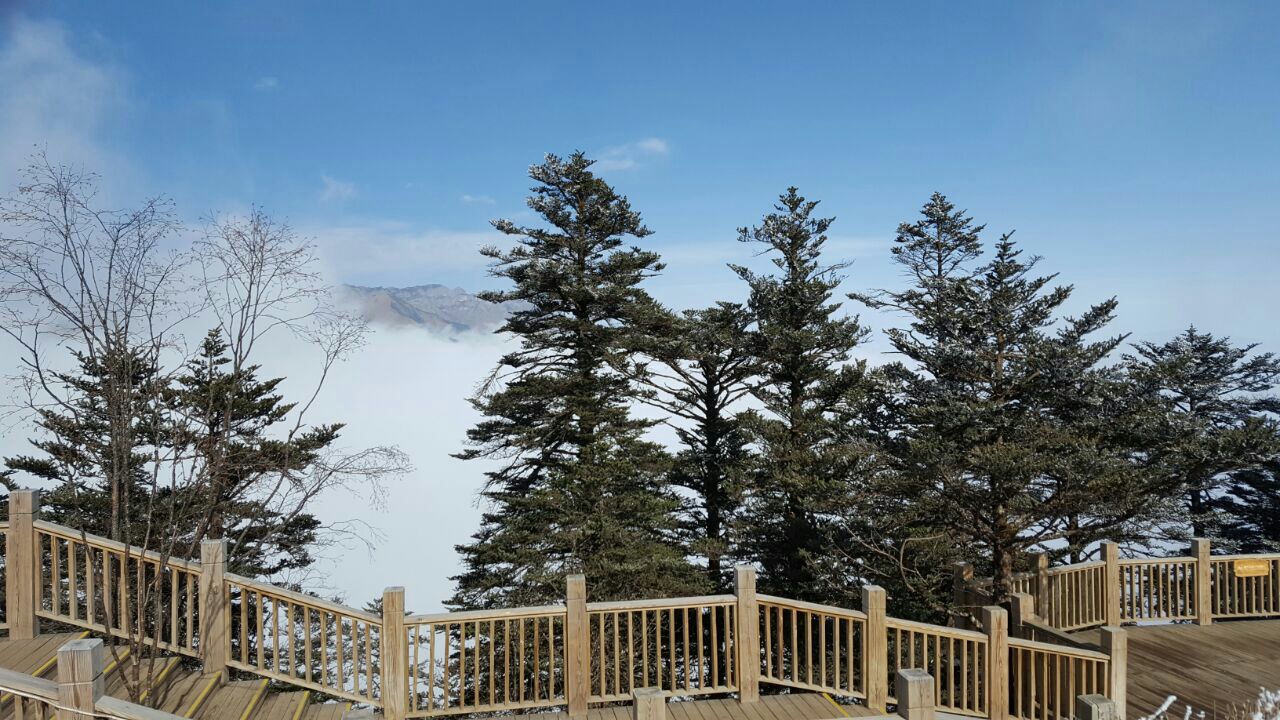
[
  {"left": 0, "top": 634, "right": 349, "bottom": 720},
  {"left": 1079, "top": 620, "right": 1280, "bottom": 719},
  {"left": 564, "top": 693, "right": 878, "bottom": 720}
]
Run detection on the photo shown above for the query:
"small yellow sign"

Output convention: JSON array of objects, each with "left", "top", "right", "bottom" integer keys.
[{"left": 1234, "top": 558, "right": 1272, "bottom": 578}]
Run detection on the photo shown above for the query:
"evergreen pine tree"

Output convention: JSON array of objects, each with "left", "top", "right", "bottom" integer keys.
[
  {"left": 166, "top": 329, "right": 332, "bottom": 576},
  {"left": 450, "top": 153, "right": 702, "bottom": 608},
  {"left": 631, "top": 303, "right": 757, "bottom": 591},
  {"left": 1124, "top": 327, "right": 1280, "bottom": 539},
  {"left": 731, "top": 188, "right": 875, "bottom": 602},
  {"left": 6, "top": 345, "right": 166, "bottom": 539},
  {"left": 1215, "top": 455, "right": 1280, "bottom": 552},
  {"left": 853, "top": 195, "right": 1157, "bottom": 601}
]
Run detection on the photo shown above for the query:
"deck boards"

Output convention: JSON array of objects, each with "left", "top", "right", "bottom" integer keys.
[{"left": 1115, "top": 620, "right": 1280, "bottom": 719}]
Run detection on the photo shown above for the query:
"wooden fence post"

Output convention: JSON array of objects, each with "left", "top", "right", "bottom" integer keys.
[
  {"left": 863, "top": 585, "right": 888, "bottom": 712},
  {"left": 1102, "top": 542, "right": 1121, "bottom": 627},
  {"left": 1076, "top": 695, "right": 1117, "bottom": 720},
  {"left": 734, "top": 566, "right": 760, "bottom": 703},
  {"left": 199, "top": 539, "right": 229, "bottom": 678},
  {"left": 57, "top": 638, "right": 105, "bottom": 720},
  {"left": 1192, "top": 538, "right": 1212, "bottom": 626},
  {"left": 382, "top": 587, "right": 408, "bottom": 720},
  {"left": 895, "top": 669, "right": 936, "bottom": 720},
  {"left": 1100, "top": 626, "right": 1127, "bottom": 720},
  {"left": 566, "top": 575, "right": 589, "bottom": 719},
  {"left": 1034, "top": 553, "right": 1049, "bottom": 617},
  {"left": 1007, "top": 593, "right": 1034, "bottom": 639},
  {"left": 982, "top": 606, "right": 1008, "bottom": 720},
  {"left": 632, "top": 688, "right": 666, "bottom": 720},
  {"left": 952, "top": 562, "right": 974, "bottom": 628},
  {"left": 7, "top": 489, "right": 40, "bottom": 640}
]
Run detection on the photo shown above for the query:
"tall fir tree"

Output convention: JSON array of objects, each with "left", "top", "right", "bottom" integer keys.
[
  {"left": 450, "top": 153, "right": 702, "bottom": 608},
  {"left": 630, "top": 303, "right": 758, "bottom": 591},
  {"left": 166, "top": 329, "right": 331, "bottom": 576},
  {"left": 731, "top": 188, "right": 876, "bottom": 603},
  {"left": 6, "top": 344, "right": 165, "bottom": 539},
  {"left": 1124, "top": 327, "right": 1280, "bottom": 540},
  {"left": 853, "top": 195, "right": 1158, "bottom": 601}
]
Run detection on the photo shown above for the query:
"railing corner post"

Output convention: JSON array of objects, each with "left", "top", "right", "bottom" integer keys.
[
  {"left": 199, "top": 538, "right": 229, "bottom": 678},
  {"left": 566, "top": 574, "right": 589, "bottom": 719},
  {"left": 895, "top": 668, "right": 936, "bottom": 720},
  {"left": 863, "top": 585, "right": 888, "bottom": 712},
  {"left": 632, "top": 687, "right": 667, "bottom": 720},
  {"left": 981, "top": 606, "right": 1008, "bottom": 720},
  {"left": 733, "top": 566, "right": 760, "bottom": 703},
  {"left": 1101, "top": 626, "right": 1127, "bottom": 720},
  {"left": 1007, "top": 593, "right": 1034, "bottom": 639},
  {"left": 57, "top": 637, "right": 104, "bottom": 720},
  {"left": 1076, "top": 694, "right": 1118, "bottom": 720},
  {"left": 8, "top": 488, "right": 41, "bottom": 640},
  {"left": 1102, "top": 542, "right": 1121, "bottom": 627},
  {"left": 382, "top": 587, "right": 408, "bottom": 720},
  {"left": 1192, "top": 538, "right": 1212, "bottom": 626},
  {"left": 1033, "top": 552, "right": 1049, "bottom": 616}
]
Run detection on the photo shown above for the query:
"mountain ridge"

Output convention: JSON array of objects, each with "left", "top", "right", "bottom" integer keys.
[{"left": 337, "top": 283, "right": 525, "bottom": 334}]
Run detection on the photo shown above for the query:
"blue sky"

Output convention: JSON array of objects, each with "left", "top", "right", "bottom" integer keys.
[
  {"left": 3, "top": 2, "right": 1278, "bottom": 349},
  {"left": 3, "top": 1, "right": 1280, "bottom": 604}
]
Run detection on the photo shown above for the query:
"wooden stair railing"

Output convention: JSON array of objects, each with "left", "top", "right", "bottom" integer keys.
[{"left": 4, "top": 489, "right": 1158, "bottom": 720}]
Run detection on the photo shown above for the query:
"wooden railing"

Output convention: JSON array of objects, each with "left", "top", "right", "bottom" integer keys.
[
  {"left": 587, "top": 595, "right": 738, "bottom": 702},
  {"left": 225, "top": 573, "right": 382, "bottom": 704},
  {"left": 885, "top": 617, "right": 987, "bottom": 716},
  {"left": 404, "top": 604, "right": 567, "bottom": 716},
  {"left": 964, "top": 537, "right": 1280, "bottom": 633},
  {"left": 1043, "top": 561, "right": 1107, "bottom": 631},
  {"left": 3, "top": 491, "right": 1136, "bottom": 720},
  {"left": 1007, "top": 638, "right": 1111, "bottom": 720},
  {"left": 35, "top": 521, "right": 202, "bottom": 658},
  {"left": 1208, "top": 554, "right": 1280, "bottom": 618},
  {"left": 757, "top": 595, "right": 865, "bottom": 698}
]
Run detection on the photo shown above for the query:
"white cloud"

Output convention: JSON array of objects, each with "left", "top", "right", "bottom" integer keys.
[
  {"left": 460, "top": 193, "right": 495, "bottom": 205},
  {"left": 0, "top": 17, "right": 132, "bottom": 185},
  {"left": 594, "top": 137, "right": 670, "bottom": 172},
  {"left": 319, "top": 174, "right": 357, "bottom": 203},
  {"left": 307, "top": 220, "right": 504, "bottom": 284},
  {"left": 253, "top": 76, "right": 279, "bottom": 91}
]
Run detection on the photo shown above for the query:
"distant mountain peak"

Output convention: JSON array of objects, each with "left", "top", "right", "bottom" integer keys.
[{"left": 337, "top": 284, "right": 524, "bottom": 334}]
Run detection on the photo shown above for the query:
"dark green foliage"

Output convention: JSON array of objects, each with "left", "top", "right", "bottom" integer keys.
[
  {"left": 6, "top": 345, "right": 166, "bottom": 540},
  {"left": 167, "top": 329, "right": 331, "bottom": 576},
  {"left": 1215, "top": 456, "right": 1280, "bottom": 552},
  {"left": 1124, "top": 327, "right": 1280, "bottom": 540},
  {"left": 450, "top": 153, "right": 703, "bottom": 608},
  {"left": 853, "top": 194, "right": 1159, "bottom": 602},
  {"left": 731, "top": 188, "right": 877, "bottom": 603},
  {"left": 632, "top": 303, "right": 758, "bottom": 591}
]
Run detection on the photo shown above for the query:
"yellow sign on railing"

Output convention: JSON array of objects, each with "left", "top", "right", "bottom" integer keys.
[{"left": 1234, "top": 558, "right": 1272, "bottom": 578}]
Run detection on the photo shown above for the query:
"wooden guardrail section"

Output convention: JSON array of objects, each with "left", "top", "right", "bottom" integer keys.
[
  {"left": 43, "top": 490, "right": 1280, "bottom": 720},
  {"left": 964, "top": 538, "right": 1280, "bottom": 632}
]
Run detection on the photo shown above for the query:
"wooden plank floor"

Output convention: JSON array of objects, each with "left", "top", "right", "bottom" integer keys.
[
  {"left": 560, "top": 693, "right": 878, "bottom": 720},
  {"left": 1107, "top": 620, "right": 1280, "bottom": 719}
]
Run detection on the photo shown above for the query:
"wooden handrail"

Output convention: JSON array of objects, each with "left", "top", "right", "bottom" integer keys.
[
  {"left": 406, "top": 603, "right": 565, "bottom": 624},
  {"left": 224, "top": 572, "right": 381, "bottom": 624},
  {"left": 757, "top": 593, "right": 869, "bottom": 619},
  {"left": 34, "top": 521, "right": 199, "bottom": 571},
  {"left": 586, "top": 594, "right": 735, "bottom": 612}
]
